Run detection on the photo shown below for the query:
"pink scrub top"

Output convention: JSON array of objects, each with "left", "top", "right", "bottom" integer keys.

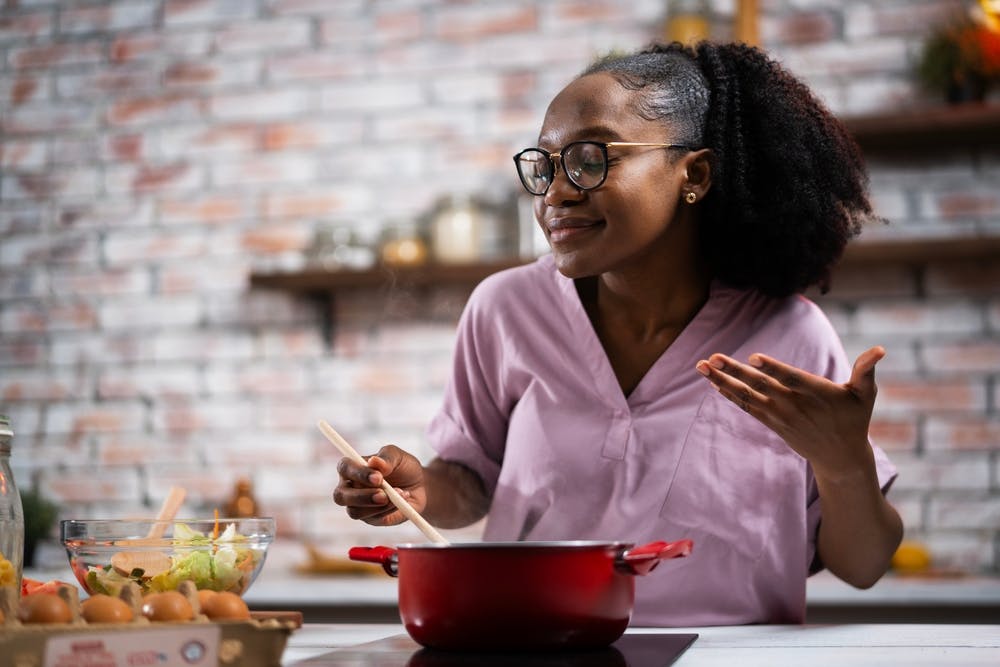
[{"left": 428, "top": 255, "right": 897, "bottom": 626}]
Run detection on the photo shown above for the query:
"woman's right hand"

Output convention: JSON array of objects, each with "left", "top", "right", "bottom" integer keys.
[{"left": 333, "top": 445, "right": 428, "bottom": 526}]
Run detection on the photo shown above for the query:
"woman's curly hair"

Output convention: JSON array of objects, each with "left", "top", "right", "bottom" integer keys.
[{"left": 584, "top": 41, "right": 881, "bottom": 297}]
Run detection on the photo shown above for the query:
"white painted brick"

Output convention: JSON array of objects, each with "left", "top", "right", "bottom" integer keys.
[
  {"left": 1, "top": 169, "right": 100, "bottom": 201},
  {"left": 0, "top": 203, "right": 45, "bottom": 235},
  {"left": 150, "top": 331, "right": 256, "bottom": 362},
  {"left": 209, "top": 88, "right": 313, "bottom": 121},
  {"left": 923, "top": 532, "right": 995, "bottom": 571},
  {"left": 841, "top": 337, "right": 920, "bottom": 375},
  {"left": 57, "top": 200, "right": 156, "bottom": 230},
  {"left": 11, "top": 436, "right": 92, "bottom": 473},
  {"left": 111, "top": 28, "right": 213, "bottom": 61},
  {"left": 159, "top": 123, "right": 256, "bottom": 159},
  {"left": 430, "top": 72, "right": 503, "bottom": 105},
  {"left": 159, "top": 260, "right": 249, "bottom": 294},
  {"left": 103, "top": 229, "right": 208, "bottom": 265},
  {"left": 44, "top": 401, "right": 147, "bottom": 435},
  {"left": 371, "top": 393, "right": 443, "bottom": 431},
  {"left": 214, "top": 18, "right": 312, "bottom": 55},
  {"left": 104, "top": 162, "right": 205, "bottom": 195},
  {"left": 0, "top": 406, "right": 43, "bottom": 443},
  {"left": 49, "top": 266, "right": 152, "bottom": 297},
  {"left": 100, "top": 295, "right": 203, "bottom": 330},
  {"left": 258, "top": 328, "right": 326, "bottom": 360},
  {"left": 163, "top": 0, "right": 258, "bottom": 27},
  {"left": 202, "top": 429, "right": 312, "bottom": 467},
  {"left": 267, "top": 0, "right": 366, "bottom": 18},
  {"left": 211, "top": 153, "right": 318, "bottom": 187},
  {"left": 59, "top": 1, "right": 158, "bottom": 35},
  {"left": 202, "top": 290, "right": 317, "bottom": 327},
  {"left": 889, "top": 453, "right": 990, "bottom": 493},
  {"left": 928, "top": 498, "right": 1000, "bottom": 531},
  {"left": 0, "top": 139, "right": 47, "bottom": 169},
  {"left": 854, "top": 301, "right": 984, "bottom": 337},
  {"left": 925, "top": 417, "right": 1000, "bottom": 452},
  {"left": 50, "top": 333, "right": 154, "bottom": 367},
  {"left": 43, "top": 466, "right": 144, "bottom": 507},
  {"left": 0, "top": 9, "right": 52, "bottom": 45},
  {"left": 0, "top": 368, "right": 88, "bottom": 401},
  {"left": 319, "top": 79, "right": 425, "bottom": 111},
  {"left": 0, "top": 233, "right": 52, "bottom": 269},
  {"left": 840, "top": 76, "right": 915, "bottom": 116},
  {"left": 97, "top": 364, "right": 202, "bottom": 401},
  {"left": 94, "top": 434, "right": 202, "bottom": 467},
  {"left": 163, "top": 58, "right": 261, "bottom": 90},
  {"left": 150, "top": 398, "right": 258, "bottom": 432},
  {"left": 203, "top": 362, "right": 310, "bottom": 396},
  {"left": 883, "top": 494, "right": 923, "bottom": 533}
]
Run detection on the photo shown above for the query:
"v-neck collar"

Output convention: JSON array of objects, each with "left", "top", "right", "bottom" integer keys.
[{"left": 550, "top": 260, "right": 737, "bottom": 411}]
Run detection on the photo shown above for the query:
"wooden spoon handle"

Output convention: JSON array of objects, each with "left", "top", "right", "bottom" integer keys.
[{"left": 318, "top": 420, "right": 449, "bottom": 545}]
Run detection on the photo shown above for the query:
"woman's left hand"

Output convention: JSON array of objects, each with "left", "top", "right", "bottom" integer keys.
[{"left": 695, "top": 346, "right": 885, "bottom": 479}]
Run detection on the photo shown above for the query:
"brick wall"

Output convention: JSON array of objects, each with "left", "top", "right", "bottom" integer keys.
[{"left": 2, "top": 0, "right": 998, "bottom": 571}]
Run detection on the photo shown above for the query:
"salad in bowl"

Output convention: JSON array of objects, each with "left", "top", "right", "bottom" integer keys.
[{"left": 61, "top": 517, "right": 274, "bottom": 596}]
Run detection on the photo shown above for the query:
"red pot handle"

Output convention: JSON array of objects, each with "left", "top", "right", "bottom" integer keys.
[
  {"left": 348, "top": 545, "right": 399, "bottom": 577},
  {"left": 617, "top": 539, "right": 693, "bottom": 576}
]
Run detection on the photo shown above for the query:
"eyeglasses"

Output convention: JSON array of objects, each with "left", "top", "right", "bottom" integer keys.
[{"left": 512, "top": 141, "right": 692, "bottom": 196}]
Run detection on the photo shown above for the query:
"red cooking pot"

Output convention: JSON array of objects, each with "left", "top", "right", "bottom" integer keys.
[{"left": 349, "top": 539, "right": 693, "bottom": 651}]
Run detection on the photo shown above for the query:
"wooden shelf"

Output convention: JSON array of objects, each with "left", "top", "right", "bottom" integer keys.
[
  {"left": 249, "top": 258, "right": 526, "bottom": 294},
  {"left": 841, "top": 103, "right": 1000, "bottom": 152},
  {"left": 840, "top": 234, "right": 1000, "bottom": 265},
  {"left": 250, "top": 235, "right": 1000, "bottom": 295}
]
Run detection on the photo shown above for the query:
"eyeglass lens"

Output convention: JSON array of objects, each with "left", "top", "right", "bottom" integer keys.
[{"left": 515, "top": 142, "right": 608, "bottom": 195}]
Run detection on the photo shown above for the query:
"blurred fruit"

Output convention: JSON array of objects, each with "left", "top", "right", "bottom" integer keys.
[{"left": 891, "top": 540, "right": 931, "bottom": 574}]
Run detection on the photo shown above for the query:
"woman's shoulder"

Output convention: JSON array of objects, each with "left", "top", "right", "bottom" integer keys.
[
  {"left": 466, "top": 254, "right": 560, "bottom": 311},
  {"left": 713, "top": 283, "right": 845, "bottom": 371}
]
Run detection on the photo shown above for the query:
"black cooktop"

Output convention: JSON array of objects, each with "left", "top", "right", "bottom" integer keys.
[{"left": 292, "top": 632, "right": 698, "bottom": 666}]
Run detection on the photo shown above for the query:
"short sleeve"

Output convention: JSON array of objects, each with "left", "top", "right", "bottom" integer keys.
[{"left": 426, "top": 279, "right": 512, "bottom": 497}]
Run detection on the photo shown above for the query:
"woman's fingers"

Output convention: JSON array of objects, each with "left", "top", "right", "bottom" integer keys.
[
  {"left": 696, "top": 354, "right": 772, "bottom": 417},
  {"left": 847, "top": 346, "right": 885, "bottom": 402}
]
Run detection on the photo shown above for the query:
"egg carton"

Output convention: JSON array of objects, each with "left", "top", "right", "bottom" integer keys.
[{"left": 0, "top": 582, "right": 298, "bottom": 667}]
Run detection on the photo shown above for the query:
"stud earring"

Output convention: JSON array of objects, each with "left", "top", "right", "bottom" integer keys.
[{"left": 684, "top": 191, "right": 697, "bottom": 204}]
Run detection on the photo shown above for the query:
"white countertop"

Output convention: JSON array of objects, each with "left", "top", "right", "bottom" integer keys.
[
  {"left": 283, "top": 623, "right": 1000, "bottom": 666},
  {"left": 240, "top": 567, "right": 1000, "bottom": 608},
  {"left": 27, "top": 558, "right": 1000, "bottom": 610}
]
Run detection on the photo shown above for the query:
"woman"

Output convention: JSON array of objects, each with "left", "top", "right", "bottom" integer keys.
[{"left": 334, "top": 41, "right": 902, "bottom": 626}]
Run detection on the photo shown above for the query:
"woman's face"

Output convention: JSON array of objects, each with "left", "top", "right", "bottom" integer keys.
[{"left": 532, "top": 72, "right": 695, "bottom": 279}]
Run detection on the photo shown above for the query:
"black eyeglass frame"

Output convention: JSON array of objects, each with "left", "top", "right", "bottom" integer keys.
[{"left": 512, "top": 141, "right": 693, "bottom": 196}]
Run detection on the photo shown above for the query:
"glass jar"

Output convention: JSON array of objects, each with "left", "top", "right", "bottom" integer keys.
[
  {"left": 664, "top": 0, "right": 711, "bottom": 44},
  {"left": 0, "top": 415, "right": 24, "bottom": 595}
]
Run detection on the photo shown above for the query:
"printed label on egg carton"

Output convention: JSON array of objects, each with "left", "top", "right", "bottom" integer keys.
[{"left": 0, "top": 581, "right": 298, "bottom": 667}]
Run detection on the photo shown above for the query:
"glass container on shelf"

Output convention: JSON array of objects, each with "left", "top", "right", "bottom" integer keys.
[
  {"left": 308, "top": 223, "right": 376, "bottom": 270},
  {"left": 431, "top": 195, "right": 482, "bottom": 264},
  {"left": 665, "top": 0, "right": 711, "bottom": 45},
  {"left": 0, "top": 415, "right": 24, "bottom": 595},
  {"left": 380, "top": 220, "right": 429, "bottom": 268}
]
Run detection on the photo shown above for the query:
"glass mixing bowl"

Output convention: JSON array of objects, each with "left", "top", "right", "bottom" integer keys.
[{"left": 61, "top": 517, "right": 274, "bottom": 597}]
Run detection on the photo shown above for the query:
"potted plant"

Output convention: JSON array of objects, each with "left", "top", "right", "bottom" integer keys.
[
  {"left": 916, "top": 13, "right": 1000, "bottom": 103},
  {"left": 21, "top": 487, "right": 59, "bottom": 568}
]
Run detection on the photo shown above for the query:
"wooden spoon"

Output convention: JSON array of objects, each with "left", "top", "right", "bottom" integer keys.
[
  {"left": 111, "top": 486, "right": 186, "bottom": 579},
  {"left": 318, "top": 420, "right": 449, "bottom": 545}
]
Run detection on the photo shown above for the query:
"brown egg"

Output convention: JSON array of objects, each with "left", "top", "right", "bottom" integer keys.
[
  {"left": 196, "top": 588, "right": 217, "bottom": 610},
  {"left": 141, "top": 591, "right": 194, "bottom": 622},
  {"left": 81, "top": 594, "right": 134, "bottom": 624},
  {"left": 18, "top": 593, "right": 73, "bottom": 624},
  {"left": 200, "top": 591, "right": 250, "bottom": 621}
]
